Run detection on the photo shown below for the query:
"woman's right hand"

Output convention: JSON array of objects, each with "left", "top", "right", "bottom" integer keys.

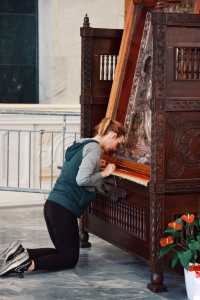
[{"left": 101, "top": 163, "right": 116, "bottom": 177}]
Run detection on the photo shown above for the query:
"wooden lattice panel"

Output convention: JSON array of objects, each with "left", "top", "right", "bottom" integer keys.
[
  {"left": 90, "top": 199, "right": 147, "bottom": 241},
  {"left": 175, "top": 47, "right": 200, "bottom": 80}
]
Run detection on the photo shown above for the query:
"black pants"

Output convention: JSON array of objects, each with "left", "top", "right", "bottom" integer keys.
[{"left": 27, "top": 201, "right": 80, "bottom": 271}]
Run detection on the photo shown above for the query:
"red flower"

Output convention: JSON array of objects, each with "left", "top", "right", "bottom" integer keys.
[
  {"left": 168, "top": 222, "right": 183, "bottom": 231},
  {"left": 160, "top": 236, "right": 174, "bottom": 247},
  {"left": 188, "top": 265, "right": 200, "bottom": 272},
  {"left": 181, "top": 214, "right": 195, "bottom": 224},
  {"left": 188, "top": 265, "right": 200, "bottom": 278}
]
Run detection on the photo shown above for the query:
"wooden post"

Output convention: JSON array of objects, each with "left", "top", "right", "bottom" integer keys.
[
  {"left": 125, "top": 0, "right": 132, "bottom": 23},
  {"left": 106, "top": 0, "right": 135, "bottom": 119},
  {"left": 125, "top": 1, "right": 156, "bottom": 24}
]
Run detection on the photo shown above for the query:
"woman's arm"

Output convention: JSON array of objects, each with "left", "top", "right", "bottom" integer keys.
[{"left": 76, "top": 142, "right": 102, "bottom": 187}]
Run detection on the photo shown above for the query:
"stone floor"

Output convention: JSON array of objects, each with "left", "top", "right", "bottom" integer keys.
[{"left": 0, "top": 205, "right": 188, "bottom": 300}]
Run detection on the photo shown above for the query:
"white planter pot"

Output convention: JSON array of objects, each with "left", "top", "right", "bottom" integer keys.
[{"left": 184, "top": 268, "right": 200, "bottom": 300}]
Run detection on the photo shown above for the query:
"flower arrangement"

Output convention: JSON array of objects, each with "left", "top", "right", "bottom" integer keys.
[{"left": 160, "top": 213, "right": 200, "bottom": 276}]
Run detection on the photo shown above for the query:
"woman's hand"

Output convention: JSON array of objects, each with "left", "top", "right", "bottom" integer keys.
[{"left": 101, "top": 163, "right": 116, "bottom": 177}]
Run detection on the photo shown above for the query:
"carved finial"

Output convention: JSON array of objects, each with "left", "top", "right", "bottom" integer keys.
[{"left": 83, "top": 14, "right": 90, "bottom": 28}]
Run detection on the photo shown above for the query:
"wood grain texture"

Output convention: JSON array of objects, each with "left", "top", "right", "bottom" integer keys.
[{"left": 106, "top": 0, "right": 136, "bottom": 119}]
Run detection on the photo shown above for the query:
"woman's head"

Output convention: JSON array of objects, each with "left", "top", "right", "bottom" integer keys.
[{"left": 94, "top": 117, "right": 125, "bottom": 151}]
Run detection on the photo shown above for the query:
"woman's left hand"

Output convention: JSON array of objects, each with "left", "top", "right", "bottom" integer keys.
[{"left": 101, "top": 163, "right": 116, "bottom": 177}]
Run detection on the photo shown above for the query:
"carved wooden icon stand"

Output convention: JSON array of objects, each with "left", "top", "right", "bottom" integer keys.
[{"left": 80, "top": 0, "right": 200, "bottom": 292}]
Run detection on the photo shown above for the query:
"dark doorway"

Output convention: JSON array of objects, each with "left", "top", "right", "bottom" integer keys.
[{"left": 0, "top": 0, "right": 38, "bottom": 103}]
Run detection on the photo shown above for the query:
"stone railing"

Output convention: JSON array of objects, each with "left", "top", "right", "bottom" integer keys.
[{"left": 0, "top": 105, "right": 80, "bottom": 193}]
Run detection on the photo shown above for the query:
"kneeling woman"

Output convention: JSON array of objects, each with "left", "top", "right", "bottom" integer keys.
[{"left": 0, "top": 117, "right": 125, "bottom": 275}]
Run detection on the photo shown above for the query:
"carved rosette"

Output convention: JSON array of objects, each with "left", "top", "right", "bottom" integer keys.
[
  {"left": 166, "top": 115, "right": 200, "bottom": 179},
  {"left": 180, "top": 128, "right": 200, "bottom": 165}
]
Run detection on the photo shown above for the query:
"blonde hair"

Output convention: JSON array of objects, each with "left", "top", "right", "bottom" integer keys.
[{"left": 95, "top": 117, "right": 125, "bottom": 137}]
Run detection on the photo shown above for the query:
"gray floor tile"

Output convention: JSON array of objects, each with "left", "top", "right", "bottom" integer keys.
[{"left": 0, "top": 206, "right": 188, "bottom": 300}]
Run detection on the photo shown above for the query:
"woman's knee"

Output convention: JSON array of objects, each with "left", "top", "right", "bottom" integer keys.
[{"left": 62, "top": 251, "right": 79, "bottom": 269}]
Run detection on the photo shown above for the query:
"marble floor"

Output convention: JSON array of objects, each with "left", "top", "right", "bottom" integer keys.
[{"left": 0, "top": 205, "right": 188, "bottom": 300}]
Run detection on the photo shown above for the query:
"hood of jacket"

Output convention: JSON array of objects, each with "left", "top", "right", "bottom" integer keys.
[{"left": 65, "top": 139, "right": 99, "bottom": 161}]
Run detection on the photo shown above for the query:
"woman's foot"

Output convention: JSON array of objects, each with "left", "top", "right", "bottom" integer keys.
[{"left": 27, "top": 260, "right": 35, "bottom": 272}]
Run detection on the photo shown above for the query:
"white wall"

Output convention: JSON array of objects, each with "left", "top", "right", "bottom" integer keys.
[
  {"left": 39, "top": 0, "right": 123, "bottom": 107},
  {"left": 0, "top": 1, "right": 123, "bottom": 206}
]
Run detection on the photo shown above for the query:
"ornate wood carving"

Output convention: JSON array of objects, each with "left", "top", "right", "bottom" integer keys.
[
  {"left": 81, "top": 17, "right": 93, "bottom": 93},
  {"left": 148, "top": 185, "right": 166, "bottom": 292},
  {"left": 166, "top": 11, "right": 200, "bottom": 25},
  {"left": 80, "top": 15, "right": 93, "bottom": 138},
  {"left": 156, "top": 113, "right": 166, "bottom": 180},
  {"left": 152, "top": 13, "right": 166, "bottom": 100},
  {"left": 121, "top": 13, "right": 152, "bottom": 165},
  {"left": 155, "top": 99, "right": 200, "bottom": 111},
  {"left": 166, "top": 113, "right": 200, "bottom": 179},
  {"left": 80, "top": 8, "right": 200, "bottom": 294},
  {"left": 90, "top": 195, "right": 148, "bottom": 241},
  {"left": 165, "top": 181, "right": 200, "bottom": 193}
]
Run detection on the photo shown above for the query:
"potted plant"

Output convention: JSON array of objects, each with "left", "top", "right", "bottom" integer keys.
[{"left": 160, "top": 213, "right": 200, "bottom": 300}]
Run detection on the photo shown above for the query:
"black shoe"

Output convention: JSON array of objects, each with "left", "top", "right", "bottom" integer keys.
[
  {"left": 0, "top": 249, "right": 30, "bottom": 276},
  {"left": 0, "top": 241, "right": 24, "bottom": 265}
]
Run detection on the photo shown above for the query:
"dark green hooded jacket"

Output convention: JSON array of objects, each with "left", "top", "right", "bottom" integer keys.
[{"left": 47, "top": 140, "right": 99, "bottom": 217}]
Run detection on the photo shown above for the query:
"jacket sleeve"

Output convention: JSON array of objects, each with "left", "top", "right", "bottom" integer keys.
[{"left": 76, "top": 142, "right": 103, "bottom": 187}]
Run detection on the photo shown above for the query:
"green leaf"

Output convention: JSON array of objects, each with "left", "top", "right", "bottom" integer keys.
[
  {"left": 176, "top": 218, "right": 183, "bottom": 224},
  {"left": 177, "top": 250, "right": 193, "bottom": 269},
  {"left": 188, "top": 240, "right": 200, "bottom": 251},
  {"left": 196, "top": 234, "right": 200, "bottom": 242},
  {"left": 159, "top": 244, "right": 176, "bottom": 258},
  {"left": 164, "top": 229, "right": 181, "bottom": 237},
  {"left": 194, "top": 220, "right": 200, "bottom": 228},
  {"left": 171, "top": 254, "right": 179, "bottom": 268}
]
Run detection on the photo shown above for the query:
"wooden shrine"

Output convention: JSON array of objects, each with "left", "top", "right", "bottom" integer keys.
[{"left": 80, "top": 0, "right": 200, "bottom": 292}]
